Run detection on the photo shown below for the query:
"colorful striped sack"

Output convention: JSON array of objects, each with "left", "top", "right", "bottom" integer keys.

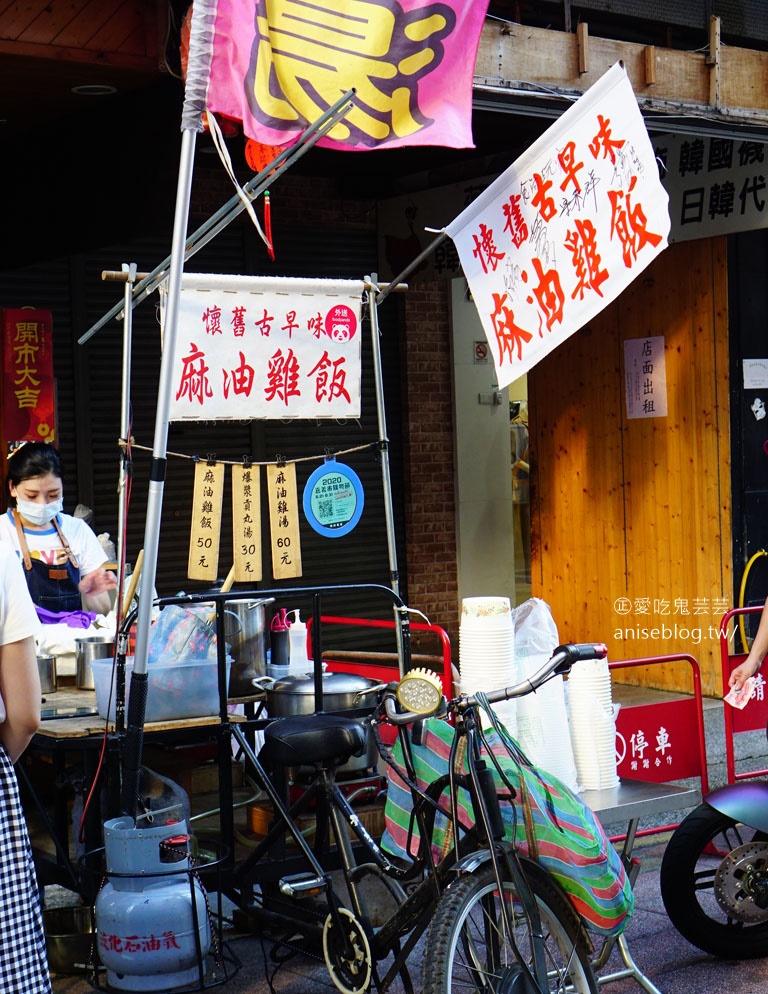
[{"left": 381, "top": 715, "right": 634, "bottom": 937}]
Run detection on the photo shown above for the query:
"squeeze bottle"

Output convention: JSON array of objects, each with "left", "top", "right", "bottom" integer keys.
[
  {"left": 269, "top": 608, "right": 290, "bottom": 672},
  {"left": 288, "top": 610, "right": 311, "bottom": 675}
]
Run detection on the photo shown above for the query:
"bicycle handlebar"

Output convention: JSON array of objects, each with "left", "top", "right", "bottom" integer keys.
[{"left": 380, "top": 642, "right": 607, "bottom": 724}]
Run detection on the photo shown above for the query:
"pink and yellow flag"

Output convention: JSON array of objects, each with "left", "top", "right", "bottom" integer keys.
[{"left": 207, "top": 0, "right": 490, "bottom": 150}]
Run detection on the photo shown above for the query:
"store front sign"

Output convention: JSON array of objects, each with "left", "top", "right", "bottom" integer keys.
[
  {"left": 658, "top": 133, "right": 767, "bottom": 243},
  {"left": 161, "top": 275, "right": 363, "bottom": 421}
]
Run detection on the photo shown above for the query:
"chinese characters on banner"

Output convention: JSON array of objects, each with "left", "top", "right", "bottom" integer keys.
[
  {"left": 232, "top": 463, "right": 262, "bottom": 582},
  {"left": 161, "top": 275, "right": 363, "bottom": 421},
  {"left": 624, "top": 336, "right": 668, "bottom": 419},
  {"left": 188, "top": 461, "right": 225, "bottom": 581},
  {"left": 1, "top": 308, "right": 56, "bottom": 445},
  {"left": 205, "top": 0, "right": 490, "bottom": 150},
  {"left": 267, "top": 463, "right": 303, "bottom": 579},
  {"left": 615, "top": 698, "right": 702, "bottom": 784},
  {"left": 658, "top": 133, "right": 767, "bottom": 242},
  {"left": 445, "top": 62, "right": 671, "bottom": 389}
]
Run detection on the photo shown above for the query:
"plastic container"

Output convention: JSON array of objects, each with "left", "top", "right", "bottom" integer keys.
[
  {"left": 91, "top": 656, "right": 231, "bottom": 723},
  {"left": 288, "top": 609, "right": 311, "bottom": 676}
]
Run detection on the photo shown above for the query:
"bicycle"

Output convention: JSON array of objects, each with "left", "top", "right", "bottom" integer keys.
[{"left": 228, "top": 638, "right": 609, "bottom": 994}]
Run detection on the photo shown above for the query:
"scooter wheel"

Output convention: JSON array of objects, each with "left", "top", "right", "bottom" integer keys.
[{"left": 661, "top": 802, "right": 768, "bottom": 959}]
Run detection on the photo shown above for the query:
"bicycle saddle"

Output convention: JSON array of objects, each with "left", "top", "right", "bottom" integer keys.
[{"left": 260, "top": 713, "right": 368, "bottom": 768}]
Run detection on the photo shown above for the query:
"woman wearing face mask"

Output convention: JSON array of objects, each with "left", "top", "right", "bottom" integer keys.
[{"left": 0, "top": 442, "right": 116, "bottom": 617}]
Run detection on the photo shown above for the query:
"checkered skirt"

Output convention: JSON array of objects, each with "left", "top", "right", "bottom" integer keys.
[{"left": 0, "top": 747, "right": 51, "bottom": 993}]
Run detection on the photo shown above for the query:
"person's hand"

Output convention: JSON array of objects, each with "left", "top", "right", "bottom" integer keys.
[
  {"left": 729, "top": 658, "right": 760, "bottom": 691},
  {"left": 78, "top": 567, "right": 117, "bottom": 596}
]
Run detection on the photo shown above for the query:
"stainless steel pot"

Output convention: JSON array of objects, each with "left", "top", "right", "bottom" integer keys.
[
  {"left": 265, "top": 670, "right": 378, "bottom": 715},
  {"left": 226, "top": 597, "right": 274, "bottom": 697},
  {"left": 75, "top": 636, "right": 114, "bottom": 690},
  {"left": 262, "top": 670, "right": 380, "bottom": 772}
]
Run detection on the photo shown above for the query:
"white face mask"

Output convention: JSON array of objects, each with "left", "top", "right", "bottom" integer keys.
[{"left": 15, "top": 497, "right": 63, "bottom": 527}]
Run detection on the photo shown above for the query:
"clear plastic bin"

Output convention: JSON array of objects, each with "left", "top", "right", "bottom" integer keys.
[{"left": 91, "top": 656, "right": 231, "bottom": 723}]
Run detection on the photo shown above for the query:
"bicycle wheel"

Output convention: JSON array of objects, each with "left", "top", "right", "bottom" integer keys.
[{"left": 423, "top": 860, "right": 598, "bottom": 994}]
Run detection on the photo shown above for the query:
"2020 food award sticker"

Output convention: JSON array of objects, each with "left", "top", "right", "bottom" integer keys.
[{"left": 303, "top": 460, "right": 364, "bottom": 538}]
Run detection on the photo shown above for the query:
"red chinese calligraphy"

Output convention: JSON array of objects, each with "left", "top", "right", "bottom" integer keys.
[
  {"left": 607, "top": 175, "right": 663, "bottom": 268},
  {"left": 472, "top": 223, "right": 505, "bottom": 273},
  {"left": 564, "top": 218, "right": 609, "bottom": 299},
  {"left": 232, "top": 306, "right": 246, "bottom": 337},
  {"left": 502, "top": 194, "right": 528, "bottom": 248},
  {"left": 307, "top": 351, "right": 351, "bottom": 404},
  {"left": 531, "top": 172, "right": 557, "bottom": 221},
  {"left": 176, "top": 343, "right": 213, "bottom": 405},
  {"left": 282, "top": 309, "right": 300, "bottom": 337},
  {"left": 589, "top": 114, "right": 625, "bottom": 164},
  {"left": 265, "top": 348, "right": 301, "bottom": 405},
  {"left": 223, "top": 351, "right": 256, "bottom": 398},
  {"left": 489, "top": 292, "right": 533, "bottom": 364},
  {"left": 254, "top": 308, "right": 275, "bottom": 337},
  {"left": 202, "top": 305, "right": 223, "bottom": 335},
  {"left": 558, "top": 141, "right": 585, "bottom": 194},
  {"left": 527, "top": 257, "right": 565, "bottom": 333},
  {"left": 307, "top": 312, "right": 324, "bottom": 338}
]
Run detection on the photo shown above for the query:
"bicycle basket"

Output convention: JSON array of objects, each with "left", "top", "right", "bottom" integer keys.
[{"left": 382, "top": 716, "right": 633, "bottom": 937}]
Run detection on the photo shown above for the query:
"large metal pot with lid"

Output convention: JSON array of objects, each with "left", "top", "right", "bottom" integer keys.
[{"left": 263, "top": 669, "right": 380, "bottom": 772}]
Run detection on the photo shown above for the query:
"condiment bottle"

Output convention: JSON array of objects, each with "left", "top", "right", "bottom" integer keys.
[{"left": 287, "top": 610, "right": 311, "bottom": 675}]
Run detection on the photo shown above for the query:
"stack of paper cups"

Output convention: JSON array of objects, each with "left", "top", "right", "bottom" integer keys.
[
  {"left": 567, "top": 657, "right": 620, "bottom": 790},
  {"left": 459, "top": 596, "right": 518, "bottom": 737}
]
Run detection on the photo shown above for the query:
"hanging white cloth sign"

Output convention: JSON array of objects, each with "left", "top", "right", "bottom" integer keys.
[
  {"left": 445, "top": 62, "right": 670, "bottom": 388},
  {"left": 160, "top": 274, "right": 364, "bottom": 420}
]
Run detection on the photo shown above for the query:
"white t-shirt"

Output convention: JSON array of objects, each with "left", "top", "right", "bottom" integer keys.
[
  {"left": 0, "top": 542, "right": 41, "bottom": 645},
  {"left": 0, "top": 510, "right": 108, "bottom": 579}
]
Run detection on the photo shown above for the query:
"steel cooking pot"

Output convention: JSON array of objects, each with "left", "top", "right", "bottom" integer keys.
[
  {"left": 264, "top": 670, "right": 378, "bottom": 716},
  {"left": 225, "top": 597, "right": 274, "bottom": 697},
  {"left": 261, "top": 670, "right": 380, "bottom": 772}
]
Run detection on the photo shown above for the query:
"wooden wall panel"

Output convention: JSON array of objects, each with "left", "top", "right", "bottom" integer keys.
[{"left": 530, "top": 238, "right": 731, "bottom": 697}]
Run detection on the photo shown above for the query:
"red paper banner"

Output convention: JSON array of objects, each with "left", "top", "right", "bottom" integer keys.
[{"left": 2, "top": 308, "right": 56, "bottom": 445}]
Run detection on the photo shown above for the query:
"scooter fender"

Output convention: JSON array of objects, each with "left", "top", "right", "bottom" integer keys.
[{"left": 704, "top": 780, "right": 768, "bottom": 834}]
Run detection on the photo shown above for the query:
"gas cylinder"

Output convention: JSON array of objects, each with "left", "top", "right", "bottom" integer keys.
[{"left": 95, "top": 817, "right": 211, "bottom": 991}]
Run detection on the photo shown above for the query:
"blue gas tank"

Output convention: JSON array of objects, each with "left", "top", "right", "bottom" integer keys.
[{"left": 95, "top": 816, "right": 211, "bottom": 991}]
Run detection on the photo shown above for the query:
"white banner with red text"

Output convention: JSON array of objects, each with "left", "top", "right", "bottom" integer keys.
[
  {"left": 446, "top": 62, "right": 670, "bottom": 388},
  {"left": 161, "top": 274, "right": 364, "bottom": 421}
]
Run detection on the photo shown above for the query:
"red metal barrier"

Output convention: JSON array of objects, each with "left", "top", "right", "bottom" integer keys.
[
  {"left": 609, "top": 653, "right": 708, "bottom": 837},
  {"left": 308, "top": 613, "right": 453, "bottom": 695},
  {"left": 719, "top": 606, "right": 768, "bottom": 784}
]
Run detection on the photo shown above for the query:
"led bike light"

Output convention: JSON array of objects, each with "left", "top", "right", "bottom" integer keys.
[{"left": 396, "top": 668, "right": 443, "bottom": 716}]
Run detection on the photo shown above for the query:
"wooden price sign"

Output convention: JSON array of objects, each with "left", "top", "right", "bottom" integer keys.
[
  {"left": 188, "top": 461, "right": 225, "bottom": 581},
  {"left": 266, "top": 462, "right": 303, "bottom": 579},
  {"left": 232, "top": 463, "right": 262, "bottom": 582}
]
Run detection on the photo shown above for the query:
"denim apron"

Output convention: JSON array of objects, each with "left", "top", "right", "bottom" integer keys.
[{"left": 12, "top": 510, "right": 81, "bottom": 613}]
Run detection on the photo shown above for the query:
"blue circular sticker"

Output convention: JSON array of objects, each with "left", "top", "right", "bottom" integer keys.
[{"left": 303, "top": 460, "right": 364, "bottom": 538}]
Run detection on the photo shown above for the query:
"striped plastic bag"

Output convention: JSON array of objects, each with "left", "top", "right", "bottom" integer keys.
[{"left": 382, "top": 715, "right": 634, "bottom": 937}]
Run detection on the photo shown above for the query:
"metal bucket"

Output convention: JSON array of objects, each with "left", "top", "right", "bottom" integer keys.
[
  {"left": 75, "top": 636, "right": 114, "bottom": 690},
  {"left": 226, "top": 597, "right": 274, "bottom": 697}
]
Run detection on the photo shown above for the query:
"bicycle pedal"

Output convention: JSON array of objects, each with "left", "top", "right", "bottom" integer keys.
[{"left": 278, "top": 872, "right": 327, "bottom": 898}]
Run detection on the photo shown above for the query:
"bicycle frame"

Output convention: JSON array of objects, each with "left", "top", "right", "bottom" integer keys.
[
  {"left": 445, "top": 701, "right": 551, "bottom": 993},
  {"left": 228, "top": 715, "right": 476, "bottom": 994}
]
